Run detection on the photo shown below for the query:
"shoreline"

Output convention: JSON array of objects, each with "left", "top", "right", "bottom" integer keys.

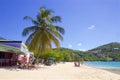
[
  {"left": 85, "top": 64, "right": 120, "bottom": 75},
  {"left": 103, "top": 68, "right": 120, "bottom": 75},
  {"left": 84, "top": 62, "right": 120, "bottom": 75},
  {"left": 85, "top": 65, "right": 120, "bottom": 75}
]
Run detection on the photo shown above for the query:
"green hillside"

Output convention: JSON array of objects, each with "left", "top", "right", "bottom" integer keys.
[
  {"left": 45, "top": 42, "right": 120, "bottom": 61},
  {"left": 89, "top": 42, "right": 120, "bottom": 52},
  {"left": 87, "top": 42, "right": 120, "bottom": 61},
  {"left": 36, "top": 47, "right": 84, "bottom": 62}
]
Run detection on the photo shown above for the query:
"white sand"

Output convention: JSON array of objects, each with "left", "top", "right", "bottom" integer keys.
[{"left": 0, "top": 62, "right": 120, "bottom": 80}]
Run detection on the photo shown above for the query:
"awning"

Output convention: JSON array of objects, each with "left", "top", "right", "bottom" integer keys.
[{"left": 0, "top": 44, "right": 25, "bottom": 54}]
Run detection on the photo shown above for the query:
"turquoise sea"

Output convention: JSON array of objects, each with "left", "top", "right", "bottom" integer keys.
[{"left": 84, "top": 61, "right": 120, "bottom": 69}]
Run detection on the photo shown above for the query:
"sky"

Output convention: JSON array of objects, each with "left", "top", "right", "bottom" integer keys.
[{"left": 0, "top": 0, "right": 120, "bottom": 51}]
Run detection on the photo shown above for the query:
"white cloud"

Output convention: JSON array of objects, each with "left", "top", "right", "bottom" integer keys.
[
  {"left": 68, "top": 44, "right": 72, "bottom": 48},
  {"left": 88, "top": 25, "right": 95, "bottom": 30},
  {"left": 77, "top": 43, "right": 82, "bottom": 46}
]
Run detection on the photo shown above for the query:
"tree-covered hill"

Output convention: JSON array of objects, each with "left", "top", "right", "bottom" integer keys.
[
  {"left": 89, "top": 42, "right": 120, "bottom": 52},
  {"left": 50, "top": 42, "right": 120, "bottom": 61},
  {"left": 87, "top": 42, "right": 120, "bottom": 61},
  {"left": 43, "top": 48, "right": 85, "bottom": 61}
]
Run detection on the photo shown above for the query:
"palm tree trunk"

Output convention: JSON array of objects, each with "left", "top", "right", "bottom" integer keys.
[{"left": 36, "top": 46, "right": 41, "bottom": 59}]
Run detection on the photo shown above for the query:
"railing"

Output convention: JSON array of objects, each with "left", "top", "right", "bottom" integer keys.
[{"left": 0, "top": 59, "right": 17, "bottom": 67}]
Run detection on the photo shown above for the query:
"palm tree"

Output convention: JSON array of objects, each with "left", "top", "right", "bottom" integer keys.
[{"left": 22, "top": 7, "right": 65, "bottom": 58}]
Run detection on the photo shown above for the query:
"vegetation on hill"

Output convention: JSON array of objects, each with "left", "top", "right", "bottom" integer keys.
[
  {"left": 35, "top": 48, "right": 84, "bottom": 62},
  {"left": 88, "top": 42, "right": 120, "bottom": 61},
  {"left": 35, "top": 42, "right": 120, "bottom": 61}
]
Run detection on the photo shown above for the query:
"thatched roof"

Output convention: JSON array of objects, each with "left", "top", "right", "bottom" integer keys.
[{"left": 0, "top": 44, "right": 24, "bottom": 54}]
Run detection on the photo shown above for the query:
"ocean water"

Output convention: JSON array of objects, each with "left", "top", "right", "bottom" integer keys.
[{"left": 84, "top": 61, "right": 120, "bottom": 69}]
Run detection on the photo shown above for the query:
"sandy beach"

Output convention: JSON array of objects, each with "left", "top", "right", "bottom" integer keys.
[{"left": 0, "top": 62, "right": 120, "bottom": 80}]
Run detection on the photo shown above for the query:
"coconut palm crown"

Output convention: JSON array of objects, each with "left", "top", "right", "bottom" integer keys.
[{"left": 22, "top": 7, "right": 65, "bottom": 57}]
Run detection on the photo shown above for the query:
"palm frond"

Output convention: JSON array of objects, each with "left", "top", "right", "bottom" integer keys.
[
  {"left": 37, "top": 7, "right": 53, "bottom": 25},
  {"left": 22, "top": 26, "right": 37, "bottom": 36},
  {"left": 48, "top": 25, "right": 63, "bottom": 40},
  {"left": 37, "top": 30, "right": 51, "bottom": 54},
  {"left": 24, "top": 16, "right": 39, "bottom": 26},
  {"left": 55, "top": 26, "right": 65, "bottom": 35},
  {"left": 40, "top": 7, "right": 54, "bottom": 16},
  {"left": 51, "top": 16, "right": 61, "bottom": 23},
  {"left": 28, "top": 31, "right": 41, "bottom": 51},
  {"left": 48, "top": 32, "right": 60, "bottom": 50},
  {"left": 47, "top": 41, "right": 52, "bottom": 50},
  {"left": 51, "top": 30, "right": 63, "bottom": 40},
  {"left": 25, "top": 33, "right": 34, "bottom": 45}
]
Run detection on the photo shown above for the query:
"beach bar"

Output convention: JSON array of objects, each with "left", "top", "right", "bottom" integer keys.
[{"left": 0, "top": 40, "right": 25, "bottom": 67}]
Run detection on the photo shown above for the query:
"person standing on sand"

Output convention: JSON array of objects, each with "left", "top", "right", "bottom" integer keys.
[
  {"left": 74, "top": 61, "right": 77, "bottom": 66},
  {"left": 22, "top": 55, "right": 27, "bottom": 64},
  {"left": 74, "top": 61, "right": 81, "bottom": 67},
  {"left": 41, "top": 59, "right": 44, "bottom": 64},
  {"left": 78, "top": 61, "right": 81, "bottom": 67}
]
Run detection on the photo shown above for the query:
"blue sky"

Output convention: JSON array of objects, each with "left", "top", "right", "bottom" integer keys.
[{"left": 0, "top": 0, "right": 120, "bottom": 51}]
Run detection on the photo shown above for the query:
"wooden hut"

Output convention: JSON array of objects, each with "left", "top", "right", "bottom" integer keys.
[{"left": 0, "top": 40, "right": 25, "bottom": 67}]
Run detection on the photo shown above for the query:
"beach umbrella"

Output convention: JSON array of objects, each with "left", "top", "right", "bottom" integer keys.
[
  {"left": 47, "top": 57, "right": 56, "bottom": 60},
  {"left": 0, "top": 44, "right": 25, "bottom": 54}
]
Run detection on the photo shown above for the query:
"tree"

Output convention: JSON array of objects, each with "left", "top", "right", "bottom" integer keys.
[{"left": 22, "top": 7, "right": 65, "bottom": 58}]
